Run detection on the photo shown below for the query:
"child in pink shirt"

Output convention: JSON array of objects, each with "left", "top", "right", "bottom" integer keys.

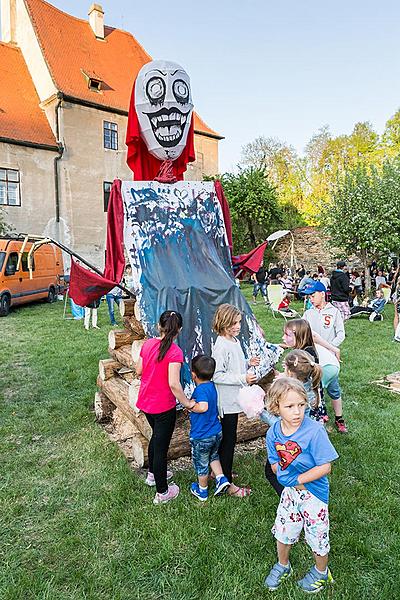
[{"left": 136, "top": 310, "right": 194, "bottom": 505}]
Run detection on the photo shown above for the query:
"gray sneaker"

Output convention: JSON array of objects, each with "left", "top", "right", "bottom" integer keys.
[
  {"left": 264, "top": 562, "right": 292, "bottom": 590},
  {"left": 297, "top": 566, "right": 333, "bottom": 593}
]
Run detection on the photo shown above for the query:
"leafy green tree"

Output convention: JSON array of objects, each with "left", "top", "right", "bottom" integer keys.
[
  {"left": 219, "top": 167, "right": 284, "bottom": 253},
  {"left": 0, "top": 207, "right": 11, "bottom": 236},
  {"left": 321, "top": 160, "right": 400, "bottom": 292}
]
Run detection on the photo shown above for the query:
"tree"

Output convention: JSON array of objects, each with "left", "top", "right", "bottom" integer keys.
[
  {"left": 0, "top": 207, "right": 11, "bottom": 236},
  {"left": 241, "top": 136, "right": 306, "bottom": 216},
  {"left": 219, "top": 167, "right": 284, "bottom": 253},
  {"left": 321, "top": 160, "right": 400, "bottom": 292}
]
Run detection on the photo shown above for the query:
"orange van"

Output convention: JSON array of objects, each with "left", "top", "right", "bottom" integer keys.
[{"left": 0, "top": 236, "right": 64, "bottom": 316}]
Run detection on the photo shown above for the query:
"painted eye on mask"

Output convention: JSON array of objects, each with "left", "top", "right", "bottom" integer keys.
[
  {"left": 146, "top": 77, "right": 166, "bottom": 105},
  {"left": 173, "top": 79, "right": 189, "bottom": 104}
]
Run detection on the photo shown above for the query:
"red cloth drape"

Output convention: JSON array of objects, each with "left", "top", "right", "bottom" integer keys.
[
  {"left": 69, "top": 179, "right": 125, "bottom": 306},
  {"left": 69, "top": 260, "right": 117, "bottom": 306},
  {"left": 125, "top": 81, "right": 195, "bottom": 181},
  {"left": 214, "top": 180, "right": 233, "bottom": 253},
  {"left": 232, "top": 241, "right": 268, "bottom": 274}
]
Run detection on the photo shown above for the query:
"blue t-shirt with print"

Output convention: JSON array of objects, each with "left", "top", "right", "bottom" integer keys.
[
  {"left": 190, "top": 381, "right": 222, "bottom": 440},
  {"left": 266, "top": 416, "right": 338, "bottom": 503}
]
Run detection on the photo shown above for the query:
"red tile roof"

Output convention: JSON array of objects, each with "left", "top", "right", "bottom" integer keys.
[
  {"left": 24, "top": 0, "right": 222, "bottom": 139},
  {"left": 0, "top": 42, "right": 57, "bottom": 148}
]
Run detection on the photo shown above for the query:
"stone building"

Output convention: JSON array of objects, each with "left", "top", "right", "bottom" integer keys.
[{"left": 0, "top": 0, "right": 222, "bottom": 267}]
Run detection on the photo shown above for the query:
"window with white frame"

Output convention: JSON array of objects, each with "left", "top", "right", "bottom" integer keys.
[
  {"left": 0, "top": 168, "right": 21, "bottom": 206},
  {"left": 103, "top": 121, "right": 118, "bottom": 150}
]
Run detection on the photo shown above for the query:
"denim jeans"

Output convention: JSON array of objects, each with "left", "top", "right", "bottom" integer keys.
[
  {"left": 106, "top": 293, "right": 121, "bottom": 324},
  {"left": 190, "top": 431, "right": 222, "bottom": 476}
]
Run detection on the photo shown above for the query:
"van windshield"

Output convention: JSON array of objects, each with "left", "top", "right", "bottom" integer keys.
[{"left": 0, "top": 252, "right": 5, "bottom": 273}]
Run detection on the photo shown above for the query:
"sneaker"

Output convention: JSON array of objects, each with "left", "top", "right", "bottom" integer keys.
[
  {"left": 297, "top": 566, "right": 333, "bottom": 593},
  {"left": 153, "top": 483, "right": 180, "bottom": 505},
  {"left": 190, "top": 482, "right": 208, "bottom": 501},
  {"left": 145, "top": 470, "right": 173, "bottom": 487},
  {"left": 264, "top": 562, "right": 292, "bottom": 590},
  {"left": 335, "top": 418, "right": 348, "bottom": 433},
  {"left": 214, "top": 475, "right": 230, "bottom": 496}
]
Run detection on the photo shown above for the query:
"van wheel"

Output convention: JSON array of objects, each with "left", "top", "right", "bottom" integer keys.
[
  {"left": 0, "top": 294, "right": 11, "bottom": 316},
  {"left": 47, "top": 287, "right": 56, "bottom": 303}
]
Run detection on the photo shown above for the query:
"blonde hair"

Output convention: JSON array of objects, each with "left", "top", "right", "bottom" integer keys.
[
  {"left": 267, "top": 377, "right": 307, "bottom": 416},
  {"left": 284, "top": 349, "right": 322, "bottom": 406},
  {"left": 213, "top": 303, "right": 241, "bottom": 335}
]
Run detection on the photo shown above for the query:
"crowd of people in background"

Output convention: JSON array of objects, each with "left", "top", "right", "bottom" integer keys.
[{"left": 250, "top": 258, "right": 400, "bottom": 341}]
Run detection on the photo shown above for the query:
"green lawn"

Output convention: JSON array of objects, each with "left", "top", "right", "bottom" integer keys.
[{"left": 0, "top": 290, "right": 399, "bottom": 599}]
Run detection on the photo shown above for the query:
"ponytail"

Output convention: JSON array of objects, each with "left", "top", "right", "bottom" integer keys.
[
  {"left": 157, "top": 310, "right": 183, "bottom": 361},
  {"left": 285, "top": 349, "right": 322, "bottom": 405}
]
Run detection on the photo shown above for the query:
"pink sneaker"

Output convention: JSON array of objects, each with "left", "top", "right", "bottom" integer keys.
[
  {"left": 145, "top": 470, "right": 173, "bottom": 487},
  {"left": 153, "top": 483, "right": 180, "bottom": 505}
]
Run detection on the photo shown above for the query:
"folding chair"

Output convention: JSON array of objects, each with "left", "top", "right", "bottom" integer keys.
[{"left": 266, "top": 284, "right": 300, "bottom": 320}]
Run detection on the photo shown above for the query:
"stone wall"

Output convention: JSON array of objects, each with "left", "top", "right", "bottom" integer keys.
[{"left": 273, "top": 226, "right": 362, "bottom": 273}]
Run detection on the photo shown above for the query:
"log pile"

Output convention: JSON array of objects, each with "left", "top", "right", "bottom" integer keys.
[{"left": 96, "top": 298, "right": 268, "bottom": 467}]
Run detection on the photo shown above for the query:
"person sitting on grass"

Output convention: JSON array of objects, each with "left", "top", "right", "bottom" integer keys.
[
  {"left": 264, "top": 377, "right": 338, "bottom": 594},
  {"left": 350, "top": 289, "right": 386, "bottom": 321},
  {"left": 188, "top": 355, "right": 230, "bottom": 501}
]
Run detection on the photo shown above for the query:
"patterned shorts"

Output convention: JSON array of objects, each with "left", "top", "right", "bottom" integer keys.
[
  {"left": 272, "top": 487, "right": 330, "bottom": 556},
  {"left": 332, "top": 300, "right": 351, "bottom": 321}
]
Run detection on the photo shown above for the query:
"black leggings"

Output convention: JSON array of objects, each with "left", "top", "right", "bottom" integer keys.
[
  {"left": 264, "top": 460, "right": 284, "bottom": 497},
  {"left": 219, "top": 413, "right": 238, "bottom": 483},
  {"left": 144, "top": 407, "right": 176, "bottom": 494}
]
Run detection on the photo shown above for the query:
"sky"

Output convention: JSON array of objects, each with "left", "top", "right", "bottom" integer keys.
[{"left": 49, "top": 1, "right": 400, "bottom": 172}]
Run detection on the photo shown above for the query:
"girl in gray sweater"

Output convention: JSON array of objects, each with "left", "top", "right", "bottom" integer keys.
[{"left": 212, "top": 304, "right": 259, "bottom": 497}]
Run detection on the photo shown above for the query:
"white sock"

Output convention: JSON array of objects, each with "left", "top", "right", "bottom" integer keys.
[
  {"left": 315, "top": 567, "right": 328, "bottom": 575},
  {"left": 278, "top": 562, "right": 289, "bottom": 568},
  {"left": 199, "top": 485, "right": 208, "bottom": 491}
]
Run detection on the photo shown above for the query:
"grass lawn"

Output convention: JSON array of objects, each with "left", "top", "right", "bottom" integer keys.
[{"left": 1, "top": 288, "right": 399, "bottom": 600}]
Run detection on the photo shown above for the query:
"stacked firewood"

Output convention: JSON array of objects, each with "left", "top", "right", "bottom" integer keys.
[{"left": 95, "top": 298, "right": 267, "bottom": 467}]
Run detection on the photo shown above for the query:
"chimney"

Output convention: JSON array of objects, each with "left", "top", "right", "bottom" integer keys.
[
  {"left": 88, "top": 3, "right": 104, "bottom": 39},
  {"left": 1, "top": 0, "right": 17, "bottom": 44}
]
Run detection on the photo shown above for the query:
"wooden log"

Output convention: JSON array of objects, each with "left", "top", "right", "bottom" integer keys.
[
  {"left": 128, "top": 378, "right": 141, "bottom": 413},
  {"left": 108, "top": 329, "right": 135, "bottom": 350},
  {"left": 94, "top": 391, "right": 115, "bottom": 422},
  {"left": 123, "top": 316, "right": 146, "bottom": 339},
  {"left": 119, "top": 298, "right": 136, "bottom": 317},
  {"left": 109, "top": 345, "right": 135, "bottom": 370},
  {"left": 97, "top": 375, "right": 152, "bottom": 439},
  {"left": 236, "top": 413, "right": 268, "bottom": 442},
  {"left": 131, "top": 432, "right": 149, "bottom": 468},
  {"left": 131, "top": 339, "right": 146, "bottom": 363},
  {"left": 99, "top": 358, "right": 122, "bottom": 381},
  {"left": 134, "top": 301, "right": 141, "bottom": 321}
]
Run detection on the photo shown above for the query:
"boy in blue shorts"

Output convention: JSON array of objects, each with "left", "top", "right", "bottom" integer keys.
[
  {"left": 189, "top": 355, "right": 230, "bottom": 501},
  {"left": 264, "top": 377, "right": 338, "bottom": 593}
]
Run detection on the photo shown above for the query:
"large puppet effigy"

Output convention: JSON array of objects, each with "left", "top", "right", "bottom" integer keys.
[{"left": 95, "top": 60, "right": 281, "bottom": 464}]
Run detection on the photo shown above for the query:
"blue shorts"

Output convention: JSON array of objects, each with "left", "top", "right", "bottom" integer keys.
[{"left": 190, "top": 431, "right": 222, "bottom": 476}]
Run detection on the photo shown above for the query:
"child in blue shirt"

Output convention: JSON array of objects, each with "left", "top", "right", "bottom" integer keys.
[
  {"left": 189, "top": 355, "right": 230, "bottom": 501},
  {"left": 264, "top": 377, "right": 338, "bottom": 594}
]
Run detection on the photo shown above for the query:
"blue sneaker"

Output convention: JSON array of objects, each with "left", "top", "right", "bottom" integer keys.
[
  {"left": 214, "top": 475, "right": 230, "bottom": 496},
  {"left": 297, "top": 566, "right": 333, "bottom": 593},
  {"left": 190, "top": 482, "right": 208, "bottom": 501},
  {"left": 264, "top": 562, "right": 292, "bottom": 590}
]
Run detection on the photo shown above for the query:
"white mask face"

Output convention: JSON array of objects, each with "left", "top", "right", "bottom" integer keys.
[{"left": 135, "top": 60, "right": 194, "bottom": 161}]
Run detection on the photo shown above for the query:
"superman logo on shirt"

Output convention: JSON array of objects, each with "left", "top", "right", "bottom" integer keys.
[{"left": 275, "top": 441, "right": 302, "bottom": 470}]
